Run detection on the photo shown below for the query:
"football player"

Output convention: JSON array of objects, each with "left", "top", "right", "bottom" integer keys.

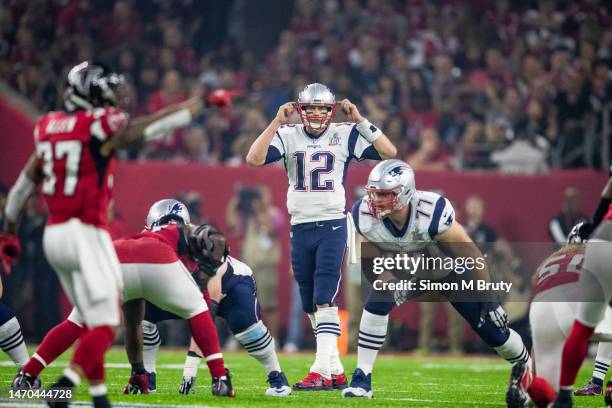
[
  {"left": 509, "top": 222, "right": 611, "bottom": 408},
  {"left": 0, "top": 61, "right": 233, "bottom": 407},
  {"left": 246, "top": 83, "right": 397, "bottom": 390},
  {"left": 551, "top": 174, "right": 612, "bottom": 408},
  {"left": 11, "top": 202, "right": 236, "bottom": 398},
  {"left": 140, "top": 200, "right": 291, "bottom": 397},
  {"left": 342, "top": 160, "right": 531, "bottom": 400}
]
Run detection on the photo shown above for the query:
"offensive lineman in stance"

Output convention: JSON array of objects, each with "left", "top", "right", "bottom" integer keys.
[
  {"left": 0, "top": 61, "right": 233, "bottom": 407},
  {"left": 246, "top": 83, "right": 396, "bottom": 390},
  {"left": 342, "top": 160, "right": 531, "bottom": 403}
]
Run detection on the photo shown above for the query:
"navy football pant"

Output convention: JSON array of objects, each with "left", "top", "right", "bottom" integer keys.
[{"left": 290, "top": 218, "right": 347, "bottom": 313}]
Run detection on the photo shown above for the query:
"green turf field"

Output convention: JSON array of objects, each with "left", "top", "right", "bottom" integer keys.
[{"left": 0, "top": 347, "right": 604, "bottom": 407}]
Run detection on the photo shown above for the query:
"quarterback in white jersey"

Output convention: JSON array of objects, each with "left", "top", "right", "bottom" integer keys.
[
  {"left": 247, "top": 83, "right": 396, "bottom": 390},
  {"left": 343, "top": 160, "right": 532, "bottom": 405}
]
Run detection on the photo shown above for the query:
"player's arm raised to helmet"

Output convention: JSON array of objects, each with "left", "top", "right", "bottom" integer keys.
[
  {"left": 246, "top": 102, "right": 295, "bottom": 167},
  {"left": 435, "top": 220, "right": 491, "bottom": 283},
  {"left": 340, "top": 99, "right": 397, "bottom": 159},
  {"left": 4, "top": 153, "right": 44, "bottom": 234}
]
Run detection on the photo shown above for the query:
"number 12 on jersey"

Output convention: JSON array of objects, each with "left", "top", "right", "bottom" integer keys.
[{"left": 293, "top": 151, "right": 335, "bottom": 192}]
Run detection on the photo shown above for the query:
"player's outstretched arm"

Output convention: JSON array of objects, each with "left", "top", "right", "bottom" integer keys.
[
  {"left": 3, "top": 154, "right": 43, "bottom": 235},
  {"left": 246, "top": 102, "right": 294, "bottom": 167},
  {"left": 108, "top": 89, "right": 234, "bottom": 152},
  {"left": 110, "top": 96, "right": 205, "bottom": 150},
  {"left": 339, "top": 99, "right": 397, "bottom": 159}
]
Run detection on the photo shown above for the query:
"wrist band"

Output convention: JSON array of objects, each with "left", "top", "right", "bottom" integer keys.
[{"left": 356, "top": 118, "right": 382, "bottom": 143}]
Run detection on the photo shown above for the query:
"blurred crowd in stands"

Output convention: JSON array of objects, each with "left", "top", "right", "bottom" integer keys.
[{"left": 1, "top": 0, "right": 611, "bottom": 170}]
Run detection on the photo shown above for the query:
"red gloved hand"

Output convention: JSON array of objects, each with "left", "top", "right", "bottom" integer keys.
[
  {"left": 0, "top": 233, "right": 20, "bottom": 274},
  {"left": 206, "top": 89, "right": 241, "bottom": 108}
]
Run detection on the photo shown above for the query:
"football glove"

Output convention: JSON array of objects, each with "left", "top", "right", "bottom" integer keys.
[
  {"left": 123, "top": 373, "right": 149, "bottom": 394},
  {"left": 478, "top": 302, "right": 509, "bottom": 331},
  {"left": 205, "top": 89, "right": 240, "bottom": 108},
  {"left": 179, "top": 376, "right": 196, "bottom": 394},
  {"left": 0, "top": 233, "right": 20, "bottom": 273}
]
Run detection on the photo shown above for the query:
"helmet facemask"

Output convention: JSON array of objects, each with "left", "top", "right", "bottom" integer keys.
[
  {"left": 296, "top": 103, "right": 336, "bottom": 134},
  {"left": 366, "top": 186, "right": 407, "bottom": 219}
]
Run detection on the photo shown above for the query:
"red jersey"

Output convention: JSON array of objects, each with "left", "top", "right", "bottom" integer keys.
[
  {"left": 114, "top": 223, "right": 197, "bottom": 272},
  {"left": 533, "top": 248, "right": 584, "bottom": 295},
  {"left": 34, "top": 107, "right": 128, "bottom": 227}
]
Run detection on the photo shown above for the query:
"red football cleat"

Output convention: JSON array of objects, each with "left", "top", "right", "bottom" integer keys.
[
  {"left": 292, "top": 372, "right": 333, "bottom": 391},
  {"left": 332, "top": 373, "right": 348, "bottom": 390}
]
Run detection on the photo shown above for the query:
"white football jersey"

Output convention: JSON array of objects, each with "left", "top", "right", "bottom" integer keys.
[
  {"left": 227, "top": 256, "right": 253, "bottom": 277},
  {"left": 266, "top": 122, "right": 381, "bottom": 225},
  {"left": 352, "top": 190, "right": 455, "bottom": 281},
  {"left": 352, "top": 190, "right": 455, "bottom": 251}
]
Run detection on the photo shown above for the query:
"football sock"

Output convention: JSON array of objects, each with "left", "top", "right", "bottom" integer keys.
[
  {"left": 56, "top": 366, "right": 80, "bottom": 388},
  {"left": 23, "top": 319, "right": 83, "bottom": 377},
  {"left": 310, "top": 307, "right": 341, "bottom": 378},
  {"left": 142, "top": 320, "right": 161, "bottom": 374},
  {"left": 330, "top": 344, "right": 344, "bottom": 375},
  {"left": 90, "top": 383, "right": 110, "bottom": 408},
  {"left": 308, "top": 313, "right": 317, "bottom": 334},
  {"left": 357, "top": 309, "right": 388, "bottom": 376},
  {"left": 591, "top": 342, "right": 612, "bottom": 386},
  {"left": 493, "top": 329, "right": 530, "bottom": 366},
  {"left": 71, "top": 326, "right": 115, "bottom": 382},
  {"left": 560, "top": 320, "right": 595, "bottom": 388},
  {"left": 235, "top": 321, "right": 281, "bottom": 374},
  {"left": 183, "top": 351, "right": 201, "bottom": 378},
  {"left": 0, "top": 303, "right": 29, "bottom": 368},
  {"left": 527, "top": 376, "right": 557, "bottom": 408},
  {"left": 188, "top": 311, "right": 225, "bottom": 378}
]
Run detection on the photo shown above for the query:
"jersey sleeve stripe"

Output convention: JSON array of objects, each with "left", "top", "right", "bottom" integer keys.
[
  {"left": 351, "top": 200, "right": 362, "bottom": 235},
  {"left": 264, "top": 145, "right": 283, "bottom": 164},
  {"left": 361, "top": 145, "right": 382, "bottom": 160},
  {"left": 275, "top": 131, "right": 286, "bottom": 154},
  {"left": 428, "top": 197, "right": 446, "bottom": 238},
  {"left": 348, "top": 125, "right": 359, "bottom": 159}
]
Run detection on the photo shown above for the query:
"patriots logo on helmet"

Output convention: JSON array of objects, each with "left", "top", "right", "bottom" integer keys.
[
  {"left": 169, "top": 202, "right": 183, "bottom": 216},
  {"left": 389, "top": 166, "right": 405, "bottom": 177}
]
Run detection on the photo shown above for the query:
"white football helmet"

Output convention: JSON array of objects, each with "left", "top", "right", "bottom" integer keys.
[
  {"left": 296, "top": 83, "right": 336, "bottom": 133},
  {"left": 146, "top": 199, "right": 191, "bottom": 229},
  {"left": 366, "top": 159, "right": 416, "bottom": 219}
]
